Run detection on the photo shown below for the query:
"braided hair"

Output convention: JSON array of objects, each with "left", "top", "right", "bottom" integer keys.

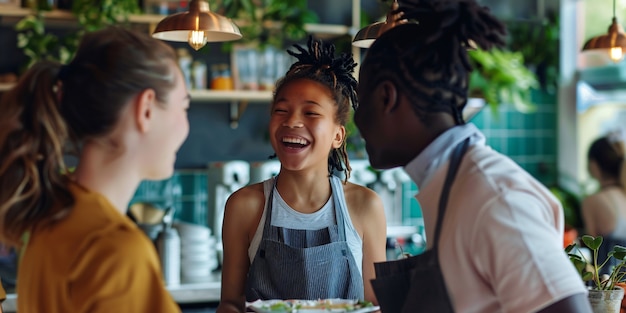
[
  {"left": 273, "top": 36, "right": 358, "bottom": 183},
  {"left": 361, "top": 0, "right": 507, "bottom": 125}
]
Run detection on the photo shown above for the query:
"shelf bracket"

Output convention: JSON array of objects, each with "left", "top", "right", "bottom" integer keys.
[{"left": 229, "top": 100, "right": 249, "bottom": 129}]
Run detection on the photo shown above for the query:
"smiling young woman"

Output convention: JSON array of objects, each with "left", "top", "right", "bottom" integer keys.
[{"left": 217, "top": 37, "right": 387, "bottom": 313}]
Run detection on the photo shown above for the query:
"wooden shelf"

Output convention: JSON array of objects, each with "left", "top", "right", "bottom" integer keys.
[
  {"left": 305, "top": 23, "right": 352, "bottom": 38},
  {"left": 189, "top": 89, "right": 271, "bottom": 102},
  {"left": 0, "top": 7, "right": 73, "bottom": 19},
  {"left": 0, "top": 9, "right": 352, "bottom": 37},
  {"left": 0, "top": 83, "right": 14, "bottom": 92},
  {"left": 0, "top": 83, "right": 271, "bottom": 102}
]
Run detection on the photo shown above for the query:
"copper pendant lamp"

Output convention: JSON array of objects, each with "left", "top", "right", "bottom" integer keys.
[
  {"left": 582, "top": 0, "right": 626, "bottom": 62},
  {"left": 152, "top": 0, "right": 242, "bottom": 50},
  {"left": 352, "top": 0, "right": 404, "bottom": 48}
]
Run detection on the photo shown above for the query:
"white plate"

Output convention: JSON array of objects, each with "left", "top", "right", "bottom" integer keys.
[{"left": 246, "top": 299, "right": 380, "bottom": 313}]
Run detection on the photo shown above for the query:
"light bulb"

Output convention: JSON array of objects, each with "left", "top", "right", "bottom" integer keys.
[
  {"left": 188, "top": 30, "right": 207, "bottom": 50},
  {"left": 610, "top": 47, "right": 624, "bottom": 62}
]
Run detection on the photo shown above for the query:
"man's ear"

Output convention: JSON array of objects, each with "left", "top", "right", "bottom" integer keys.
[
  {"left": 135, "top": 89, "right": 156, "bottom": 133},
  {"left": 379, "top": 80, "right": 399, "bottom": 114}
]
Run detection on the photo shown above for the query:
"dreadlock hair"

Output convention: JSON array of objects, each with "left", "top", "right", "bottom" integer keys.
[
  {"left": 361, "top": 0, "right": 507, "bottom": 125},
  {"left": 273, "top": 36, "right": 358, "bottom": 183}
]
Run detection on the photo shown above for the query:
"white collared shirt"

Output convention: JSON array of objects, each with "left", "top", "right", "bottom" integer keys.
[{"left": 402, "top": 123, "right": 588, "bottom": 313}]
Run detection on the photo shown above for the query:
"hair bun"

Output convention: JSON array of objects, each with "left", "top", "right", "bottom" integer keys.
[{"left": 399, "top": 0, "right": 506, "bottom": 50}]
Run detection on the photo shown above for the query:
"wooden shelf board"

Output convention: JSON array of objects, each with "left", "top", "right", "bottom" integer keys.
[
  {"left": 0, "top": 83, "right": 272, "bottom": 102},
  {"left": 190, "top": 89, "right": 272, "bottom": 102},
  {"left": 0, "top": 10, "right": 352, "bottom": 37},
  {"left": 0, "top": 83, "right": 14, "bottom": 92},
  {"left": 0, "top": 8, "right": 73, "bottom": 19}
]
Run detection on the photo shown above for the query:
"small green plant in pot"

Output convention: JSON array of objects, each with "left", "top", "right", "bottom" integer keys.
[{"left": 566, "top": 235, "right": 626, "bottom": 313}]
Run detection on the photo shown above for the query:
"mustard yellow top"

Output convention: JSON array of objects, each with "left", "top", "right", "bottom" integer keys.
[
  {"left": 0, "top": 281, "right": 5, "bottom": 301},
  {"left": 17, "top": 183, "right": 180, "bottom": 313}
]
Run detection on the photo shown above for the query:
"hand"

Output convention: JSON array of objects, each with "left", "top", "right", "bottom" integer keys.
[{"left": 380, "top": 0, "right": 408, "bottom": 34}]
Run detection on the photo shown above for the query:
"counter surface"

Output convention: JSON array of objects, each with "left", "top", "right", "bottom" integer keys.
[{"left": 1, "top": 272, "right": 221, "bottom": 312}]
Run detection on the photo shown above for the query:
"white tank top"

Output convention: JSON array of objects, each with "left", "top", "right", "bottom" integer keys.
[{"left": 248, "top": 176, "right": 363, "bottom": 275}]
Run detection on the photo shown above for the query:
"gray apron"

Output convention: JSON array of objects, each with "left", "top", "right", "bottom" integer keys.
[
  {"left": 245, "top": 176, "right": 364, "bottom": 301},
  {"left": 371, "top": 138, "right": 470, "bottom": 313}
]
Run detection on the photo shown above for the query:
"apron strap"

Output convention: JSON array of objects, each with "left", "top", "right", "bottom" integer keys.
[
  {"left": 260, "top": 177, "right": 278, "bottom": 239},
  {"left": 330, "top": 176, "right": 347, "bottom": 242},
  {"left": 432, "top": 138, "right": 470, "bottom": 248}
]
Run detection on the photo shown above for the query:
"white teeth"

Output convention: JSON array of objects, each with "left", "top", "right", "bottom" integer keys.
[{"left": 282, "top": 137, "right": 309, "bottom": 145}]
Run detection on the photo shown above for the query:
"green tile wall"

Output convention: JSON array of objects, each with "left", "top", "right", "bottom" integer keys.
[
  {"left": 131, "top": 170, "right": 209, "bottom": 226},
  {"left": 472, "top": 92, "right": 558, "bottom": 186},
  {"left": 400, "top": 91, "right": 559, "bottom": 239}
]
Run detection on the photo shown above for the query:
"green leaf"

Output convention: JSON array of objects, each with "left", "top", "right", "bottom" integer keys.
[{"left": 582, "top": 235, "right": 602, "bottom": 250}]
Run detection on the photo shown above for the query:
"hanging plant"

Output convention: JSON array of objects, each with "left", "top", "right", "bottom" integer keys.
[
  {"left": 468, "top": 48, "right": 539, "bottom": 113},
  {"left": 15, "top": 0, "right": 140, "bottom": 72},
  {"left": 15, "top": 12, "right": 75, "bottom": 70},
  {"left": 506, "top": 11, "right": 560, "bottom": 94},
  {"left": 210, "top": 0, "right": 319, "bottom": 50},
  {"left": 71, "top": 0, "right": 140, "bottom": 32}
]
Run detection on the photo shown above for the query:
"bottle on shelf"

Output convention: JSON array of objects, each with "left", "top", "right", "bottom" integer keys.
[
  {"left": 210, "top": 63, "right": 233, "bottom": 91},
  {"left": 191, "top": 61, "right": 207, "bottom": 90},
  {"left": 176, "top": 48, "right": 193, "bottom": 90}
]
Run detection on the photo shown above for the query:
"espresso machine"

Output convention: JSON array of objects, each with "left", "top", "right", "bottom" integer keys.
[
  {"left": 347, "top": 159, "right": 378, "bottom": 187},
  {"left": 378, "top": 167, "right": 412, "bottom": 226},
  {"left": 249, "top": 160, "right": 281, "bottom": 184},
  {"left": 207, "top": 160, "right": 250, "bottom": 243}
]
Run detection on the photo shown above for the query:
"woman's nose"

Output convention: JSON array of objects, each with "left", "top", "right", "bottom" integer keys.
[{"left": 282, "top": 114, "right": 303, "bottom": 128}]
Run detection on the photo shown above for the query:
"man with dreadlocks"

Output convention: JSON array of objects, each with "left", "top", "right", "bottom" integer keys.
[
  {"left": 354, "top": 0, "right": 591, "bottom": 312},
  {"left": 217, "top": 37, "right": 387, "bottom": 313}
]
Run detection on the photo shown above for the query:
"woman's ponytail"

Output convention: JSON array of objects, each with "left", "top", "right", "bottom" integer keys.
[{"left": 0, "top": 61, "right": 74, "bottom": 246}]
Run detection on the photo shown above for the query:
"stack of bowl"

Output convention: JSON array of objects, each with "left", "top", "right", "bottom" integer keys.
[{"left": 173, "top": 221, "right": 219, "bottom": 284}]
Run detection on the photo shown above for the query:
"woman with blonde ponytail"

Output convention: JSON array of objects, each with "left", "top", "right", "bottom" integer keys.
[
  {"left": 0, "top": 26, "right": 189, "bottom": 313},
  {"left": 583, "top": 130, "right": 626, "bottom": 274}
]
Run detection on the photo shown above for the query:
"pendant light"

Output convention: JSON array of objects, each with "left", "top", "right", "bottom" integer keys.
[
  {"left": 152, "top": 0, "right": 242, "bottom": 50},
  {"left": 352, "top": 0, "right": 404, "bottom": 48},
  {"left": 582, "top": 0, "right": 626, "bottom": 62}
]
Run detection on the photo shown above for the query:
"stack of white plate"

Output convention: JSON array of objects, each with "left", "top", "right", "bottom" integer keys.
[{"left": 173, "top": 221, "right": 219, "bottom": 284}]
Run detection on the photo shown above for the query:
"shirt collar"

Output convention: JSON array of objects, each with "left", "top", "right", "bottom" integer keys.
[{"left": 404, "top": 123, "right": 486, "bottom": 189}]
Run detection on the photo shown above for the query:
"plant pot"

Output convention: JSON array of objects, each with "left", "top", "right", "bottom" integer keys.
[{"left": 589, "top": 287, "right": 625, "bottom": 313}]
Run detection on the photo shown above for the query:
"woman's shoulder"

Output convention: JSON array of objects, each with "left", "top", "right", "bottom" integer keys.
[
  {"left": 226, "top": 182, "right": 266, "bottom": 209},
  {"left": 342, "top": 181, "right": 380, "bottom": 200},
  {"left": 342, "top": 182, "right": 384, "bottom": 214}
]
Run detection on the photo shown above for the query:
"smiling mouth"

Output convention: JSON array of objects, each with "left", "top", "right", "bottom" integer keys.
[{"left": 282, "top": 136, "right": 310, "bottom": 149}]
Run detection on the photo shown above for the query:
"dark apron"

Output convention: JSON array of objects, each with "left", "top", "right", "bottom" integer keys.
[
  {"left": 245, "top": 176, "right": 364, "bottom": 301},
  {"left": 371, "top": 138, "right": 470, "bottom": 313}
]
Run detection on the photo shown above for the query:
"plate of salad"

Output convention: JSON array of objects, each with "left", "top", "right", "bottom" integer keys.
[{"left": 246, "top": 299, "right": 379, "bottom": 313}]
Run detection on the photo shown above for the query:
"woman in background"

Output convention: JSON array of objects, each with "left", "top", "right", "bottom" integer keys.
[
  {"left": 0, "top": 26, "right": 189, "bottom": 312},
  {"left": 217, "top": 37, "right": 387, "bottom": 313},
  {"left": 583, "top": 132, "right": 626, "bottom": 272}
]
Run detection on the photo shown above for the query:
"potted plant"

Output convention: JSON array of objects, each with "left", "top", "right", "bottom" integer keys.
[{"left": 566, "top": 235, "right": 626, "bottom": 313}]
